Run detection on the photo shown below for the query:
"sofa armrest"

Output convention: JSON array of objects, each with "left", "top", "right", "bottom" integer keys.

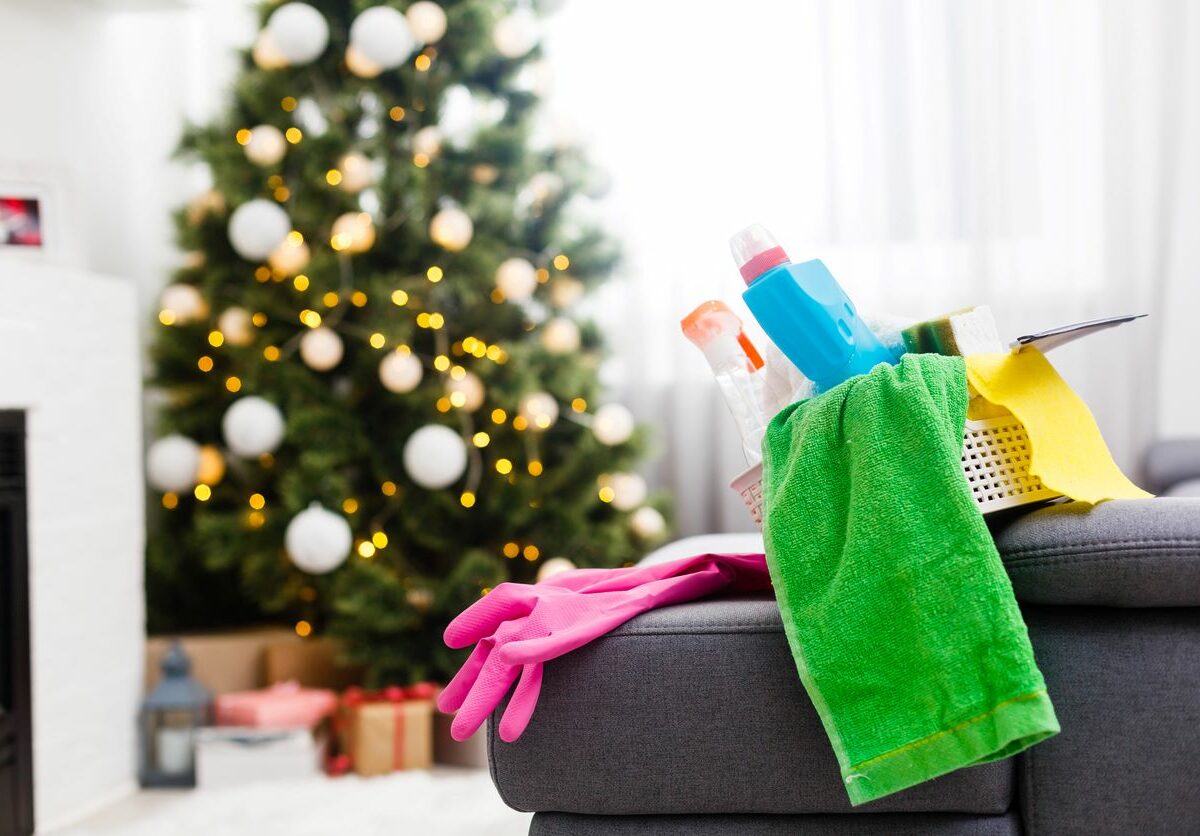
[{"left": 990, "top": 498, "right": 1200, "bottom": 606}]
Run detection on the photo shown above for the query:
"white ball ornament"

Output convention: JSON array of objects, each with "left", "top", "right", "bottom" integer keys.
[
  {"left": 592, "top": 403, "right": 635, "bottom": 446},
  {"left": 146, "top": 435, "right": 201, "bottom": 493},
  {"left": 609, "top": 472, "right": 648, "bottom": 511},
  {"left": 286, "top": 503, "right": 353, "bottom": 574},
  {"left": 407, "top": 1, "right": 447, "bottom": 43},
  {"left": 493, "top": 9, "right": 539, "bottom": 58},
  {"left": 445, "top": 371, "right": 485, "bottom": 412},
  {"left": 550, "top": 277, "right": 584, "bottom": 309},
  {"left": 217, "top": 307, "right": 254, "bottom": 347},
  {"left": 253, "top": 31, "right": 289, "bottom": 69},
  {"left": 345, "top": 46, "right": 383, "bottom": 78},
  {"left": 159, "top": 283, "right": 208, "bottom": 324},
  {"left": 412, "top": 126, "right": 442, "bottom": 159},
  {"left": 243, "top": 124, "right": 287, "bottom": 166},
  {"left": 519, "top": 392, "right": 559, "bottom": 430},
  {"left": 630, "top": 506, "right": 667, "bottom": 539},
  {"left": 222, "top": 397, "right": 286, "bottom": 458},
  {"left": 268, "top": 238, "right": 310, "bottom": 277},
  {"left": 439, "top": 85, "right": 477, "bottom": 148},
  {"left": 228, "top": 199, "right": 290, "bottom": 261},
  {"left": 527, "top": 171, "right": 563, "bottom": 203},
  {"left": 349, "top": 6, "right": 416, "bottom": 70},
  {"left": 429, "top": 206, "right": 473, "bottom": 251},
  {"left": 266, "top": 3, "right": 329, "bottom": 65},
  {"left": 300, "top": 327, "right": 344, "bottom": 371},
  {"left": 536, "top": 557, "right": 577, "bottom": 583},
  {"left": 403, "top": 425, "right": 468, "bottom": 489},
  {"left": 495, "top": 258, "right": 537, "bottom": 301},
  {"left": 379, "top": 351, "right": 424, "bottom": 393},
  {"left": 541, "top": 317, "right": 580, "bottom": 353},
  {"left": 331, "top": 212, "right": 376, "bottom": 254},
  {"left": 337, "top": 153, "right": 376, "bottom": 193}
]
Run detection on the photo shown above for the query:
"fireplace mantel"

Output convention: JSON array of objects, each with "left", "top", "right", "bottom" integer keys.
[{"left": 0, "top": 257, "right": 144, "bottom": 829}]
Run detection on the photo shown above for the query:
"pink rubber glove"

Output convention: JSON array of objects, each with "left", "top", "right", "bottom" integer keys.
[{"left": 437, "top": 552, "right": 770, "bottom": 742}]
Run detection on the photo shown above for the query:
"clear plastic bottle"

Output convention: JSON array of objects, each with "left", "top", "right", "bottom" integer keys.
[{"left": 681, "top": 301, "right": 770, "bottom": 464}]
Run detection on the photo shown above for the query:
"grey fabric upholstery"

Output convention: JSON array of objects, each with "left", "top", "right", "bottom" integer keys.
[
  {"left": 489, "top": 595, "right": 1014, "bottom": 816},
  {"left": 1019, "top": 606, "right": 1200, "bottom": 835},
  {"left": 989, "top": 498, "right": 1200, "bottom": 606},
  {"left": 1142, "top": 439, "right": 1200, "bottom": 493},
  {"left": 529, "top": 812, "right": 1021, "bottom": 835},
  {"left": 490, "top": 498, "right": 1200, "bottom": 833}
]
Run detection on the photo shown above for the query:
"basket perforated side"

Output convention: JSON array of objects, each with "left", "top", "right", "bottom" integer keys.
[{"left": 730, "top": 414, "right": 1059, "bottom": 528}]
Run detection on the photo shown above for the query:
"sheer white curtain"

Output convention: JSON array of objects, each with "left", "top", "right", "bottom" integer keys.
[{"left": 545, "top": 0, "right": 1200, "bottom": 534}]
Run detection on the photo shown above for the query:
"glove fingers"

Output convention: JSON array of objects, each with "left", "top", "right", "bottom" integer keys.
[
  {"left": 443, "top": 583, "right": 538, "bottom": 648},
  {"left": 437, "top": 640, "right": 492, "bottom": 714},
  {"left": 450, "top": 653, "right": 519, "bottom": 742},
  {"left": 498, "top": 663, "right": 544, "bottom": 743}
]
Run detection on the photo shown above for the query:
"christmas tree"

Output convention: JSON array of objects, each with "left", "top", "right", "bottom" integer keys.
[{"left": 145, "top": 0, "right": 667, "bottom": 685}]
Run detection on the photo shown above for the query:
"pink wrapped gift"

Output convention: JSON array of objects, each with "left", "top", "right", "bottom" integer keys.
[{"left": 215, "top": 681, "right": 338, "bottom": 729}]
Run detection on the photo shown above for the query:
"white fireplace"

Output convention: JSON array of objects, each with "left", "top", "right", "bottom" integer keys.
[{"left": 0, "top": 257, "right": 144, "bottom": 831}]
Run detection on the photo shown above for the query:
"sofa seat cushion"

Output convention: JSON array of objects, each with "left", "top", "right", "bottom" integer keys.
[
  {"left": 489, "top": 596, "right": 1014, "bottom": 816},
  {"left": 990, "top": 498, "right": 1200, "bottom": 606},
  {"left": 530, "top": 812, "right": 1022, "bottom": 835}
]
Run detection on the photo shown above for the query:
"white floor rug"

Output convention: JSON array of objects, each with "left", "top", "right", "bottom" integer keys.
[{"left": 54, "top": 768, "right": 531, "bottom": 836}]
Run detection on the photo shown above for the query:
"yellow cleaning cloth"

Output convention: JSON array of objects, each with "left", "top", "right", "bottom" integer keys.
[{"left": 965, "top": 348, "right": 1151, "bottom": 503}]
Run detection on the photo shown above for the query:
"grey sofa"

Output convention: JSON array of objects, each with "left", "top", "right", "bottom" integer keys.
[{"left": 487, "top": 497, "right": 1200, "bottom": 834}]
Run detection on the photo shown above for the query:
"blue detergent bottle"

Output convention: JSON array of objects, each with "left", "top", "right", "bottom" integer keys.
[{"left": 730, "top": 224, "right": 898, "bottom": 392}]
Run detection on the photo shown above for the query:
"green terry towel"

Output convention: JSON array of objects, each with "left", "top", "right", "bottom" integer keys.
[{"left": 761, "top": 353, "right": 1059, "bottom": 806}]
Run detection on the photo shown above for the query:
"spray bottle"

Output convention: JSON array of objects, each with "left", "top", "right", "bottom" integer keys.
[
  {"left": 681, "top": 301, "right": 770, "bottom": 464},
  {"left": 730, "top": 224, "right": 898, "bottom": 392}
]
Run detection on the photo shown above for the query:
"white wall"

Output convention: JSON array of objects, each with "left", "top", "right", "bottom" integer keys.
[
  {"left": 0, "top": 0, "right": 255, "bottom": 311},
  {"left": 0, "top": 260, "right": 144, "bottom": 832},
  {"left": 0, "top": 3, "right": 254, "bottom": 825}
]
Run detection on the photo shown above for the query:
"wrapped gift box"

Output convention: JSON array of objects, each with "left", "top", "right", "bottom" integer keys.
[
  {"left": 195, "top": 727, "right": 324, "bottom": 789},
  {"left": 215, "top": 681, "right": 337, "bottom": 729},
  {"left": 264, "top": 637, "right": 362, "bottom": 690},
  {"left": 338, "top": 686, "right": 435, "bottom": 776},
  {"left": 145, "top": 628, "right": 298, "bottom": 694}
]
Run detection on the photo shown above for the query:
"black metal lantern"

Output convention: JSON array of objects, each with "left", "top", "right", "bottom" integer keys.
[{"left": 138, "top": 641, "right": 212, "bottom": 788}]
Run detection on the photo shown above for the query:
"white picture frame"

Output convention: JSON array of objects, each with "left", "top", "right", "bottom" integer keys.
[{"left": 0, "top": 163, "right": 72, "bottom": 261}]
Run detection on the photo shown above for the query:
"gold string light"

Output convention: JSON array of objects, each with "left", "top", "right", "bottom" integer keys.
[
  {"left": 249, "top": 493, "right": 266, "bottom": 510},
  {"left": 197, "top": 356, "right": 214, "bottom": 372},
  {"left": 391, "top": 290, "right": 409, "bottom": 306},
  {"left": 162, "top": 492, "right": 179, "bottom": 509},
  {"left": 381, "top": 480, "right": 398, "bottom": 496},
  {"left": 295, "top": 620, "right": 312, "bottom": 637},
  {"left": 553, "top": 255, "right": 570, "bottom": 270},
  {"left": 502, "top": 542, "right": 519, "bottom": 558},
  {"left": 460, "top": 491, "right": 476, "bottom": 508},
  {"left": 342, "top": 498, "right": 359, "bottom": 514},
  {"left": 285, "top": 127, "right": 303, "bottom": 144}
]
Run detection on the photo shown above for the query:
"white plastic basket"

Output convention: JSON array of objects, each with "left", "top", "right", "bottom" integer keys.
[{"left": 731, "top": 413, "right": 1059, "bottom": 528}]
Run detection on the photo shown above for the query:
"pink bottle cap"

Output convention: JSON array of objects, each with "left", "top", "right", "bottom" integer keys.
[{"left": 729, "top": 223, "right": 790, "bottom": 285}]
